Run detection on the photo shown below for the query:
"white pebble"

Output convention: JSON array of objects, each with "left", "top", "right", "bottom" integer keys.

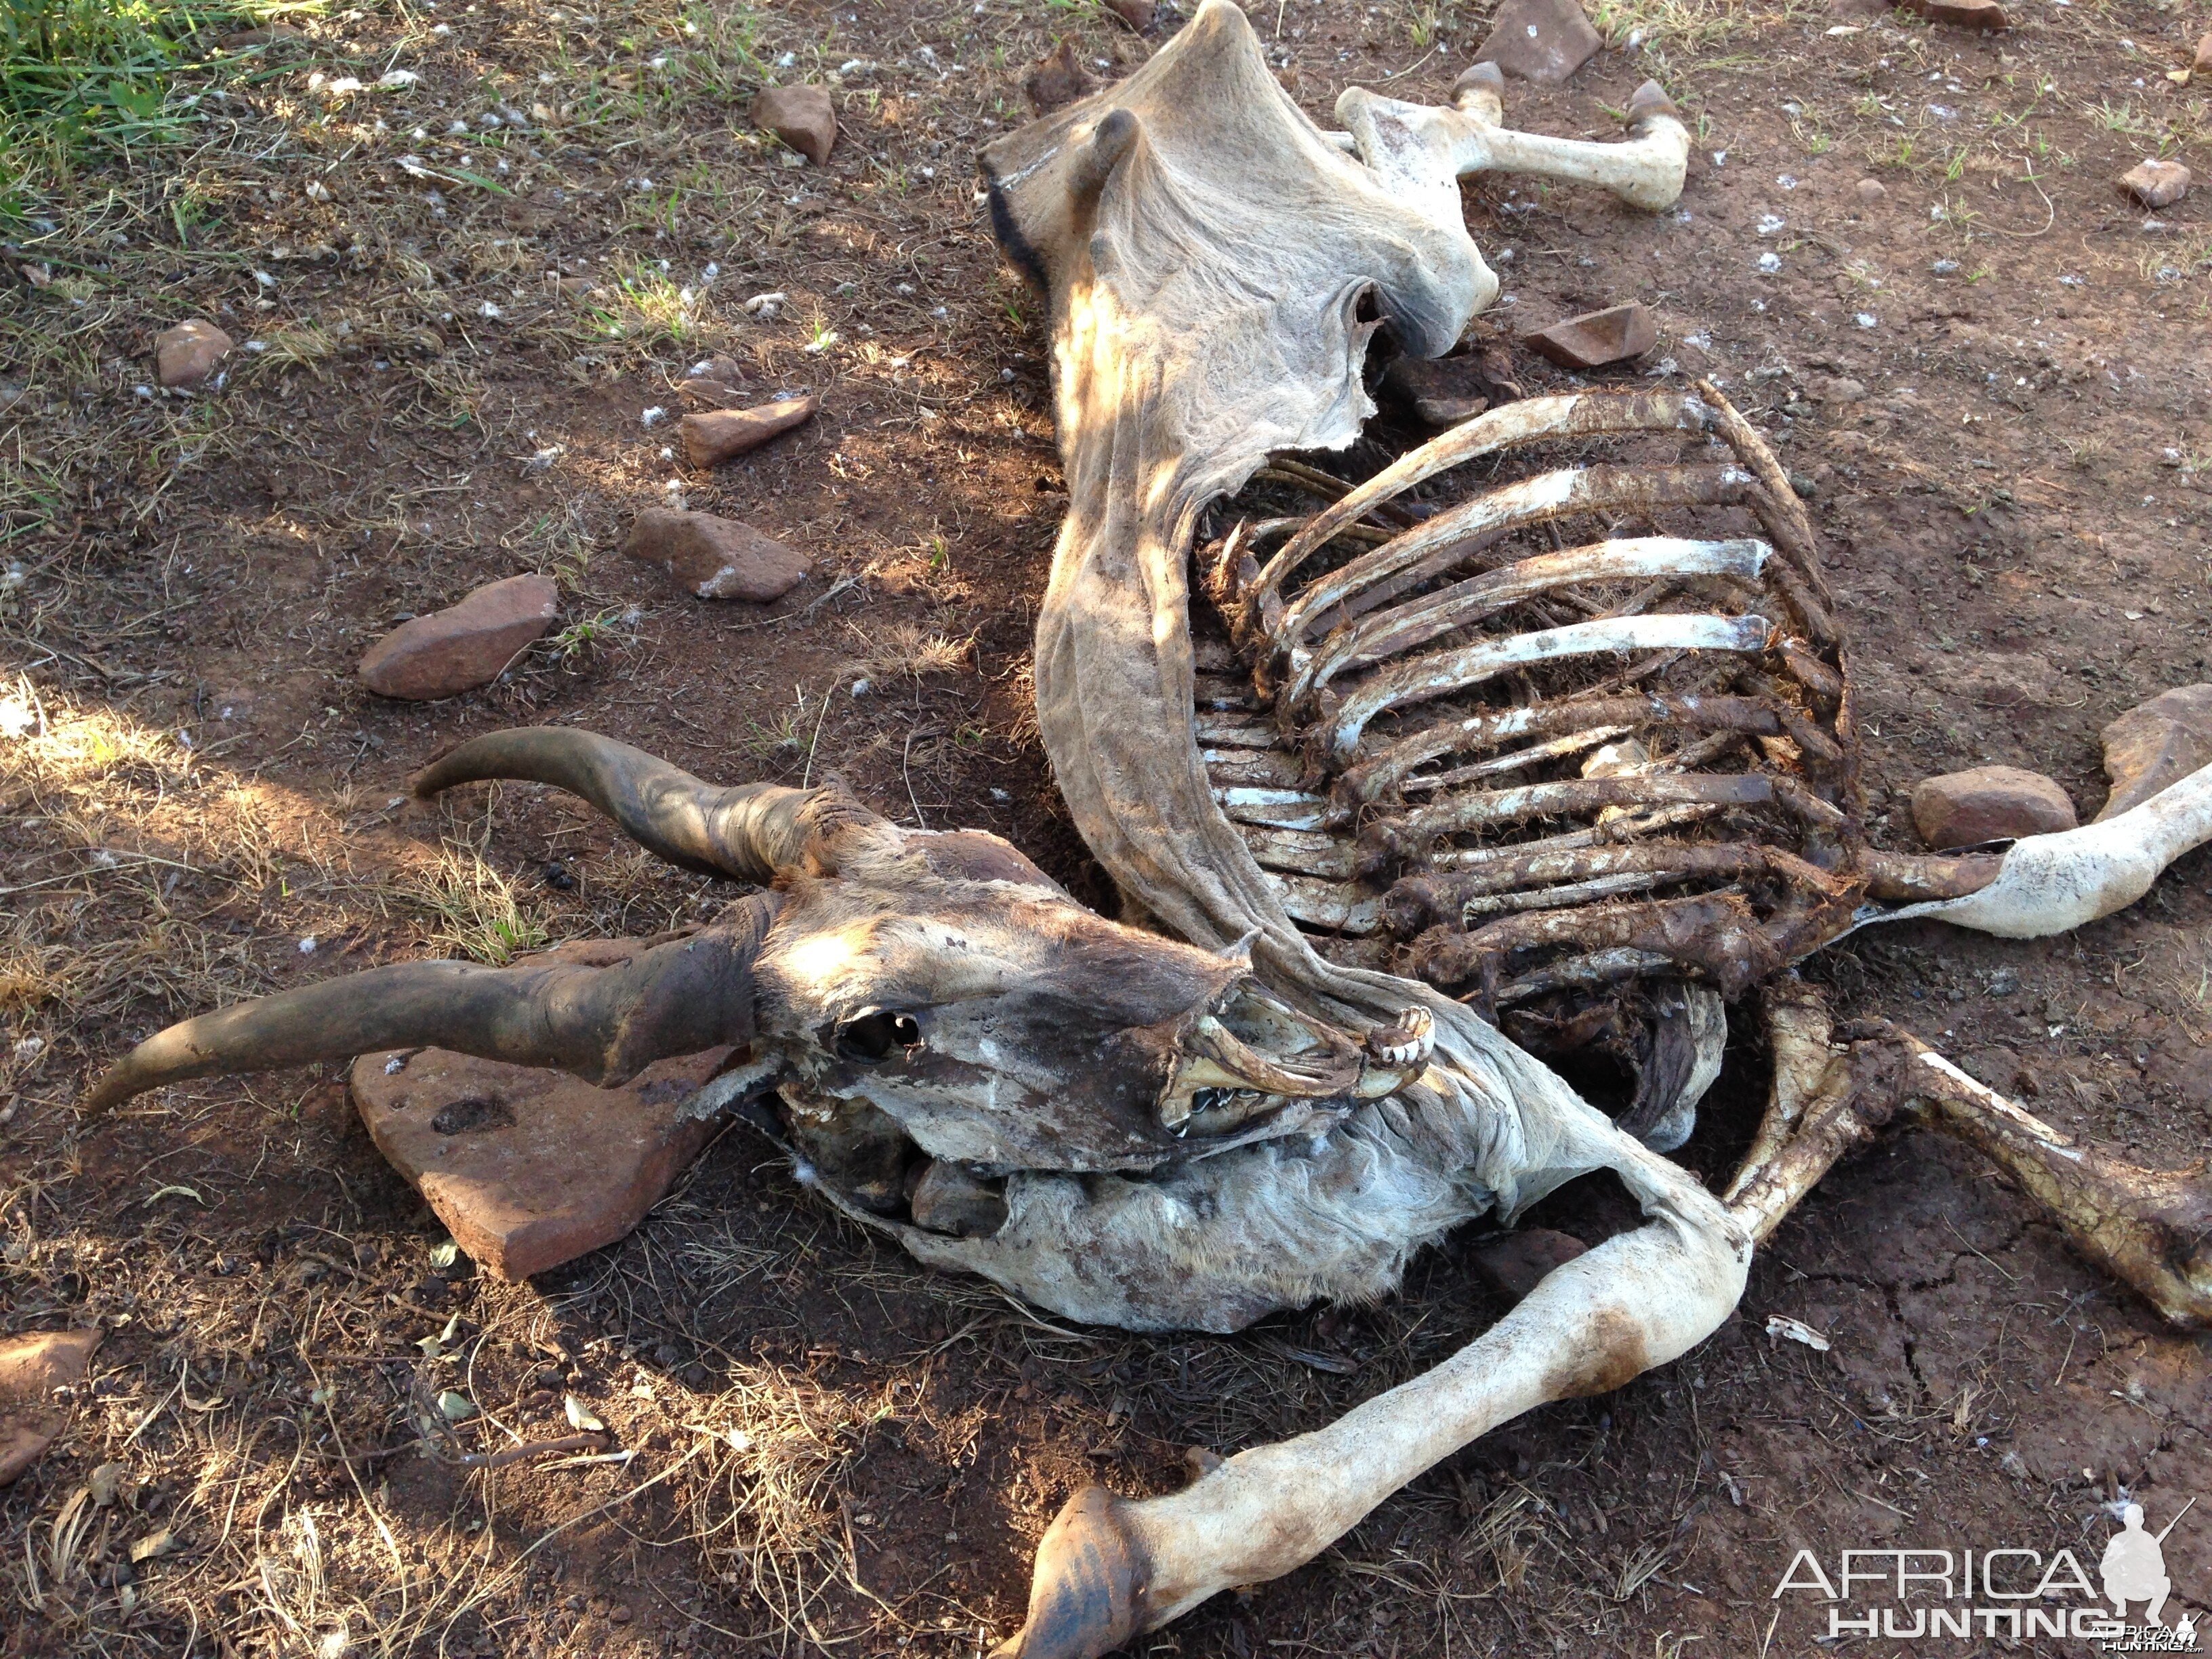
[
  {"left": 641, "top": 405, "right": 667, "bottom": 427},
  {"left": 299, "top": 937, "right": 318, "bottom": 954},
  {"left": 1757, "top": 251, "right": 1782, "bottom": 274}
]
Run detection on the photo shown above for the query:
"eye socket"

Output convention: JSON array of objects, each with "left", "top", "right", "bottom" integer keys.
[{"left": 834, "top": 1009, "right": 922, "bottom": 1065}]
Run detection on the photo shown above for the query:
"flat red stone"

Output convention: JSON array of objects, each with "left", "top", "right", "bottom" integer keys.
[
  {"left": 0, "top": 1328, "right": 100, "bottom": 1485},
  {"left": 352, "top": 1038, "right": 736, "bottom": 1280}
]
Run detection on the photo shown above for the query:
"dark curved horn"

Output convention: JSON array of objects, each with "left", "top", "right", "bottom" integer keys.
[
  {"left": 411, "top": 729, "right": 877, "bottom": 882},
  {"left": 86, "top": 897, "right": 773, "bottom": 1114}
]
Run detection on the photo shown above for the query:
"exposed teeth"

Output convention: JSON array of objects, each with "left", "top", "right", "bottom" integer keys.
[{"left": 1363, "top": 1005, "right": 1435, "bottom": 1072}]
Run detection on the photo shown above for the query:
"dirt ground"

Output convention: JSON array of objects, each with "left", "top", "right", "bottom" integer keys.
[{"left": 4, "top": 0, "right": 2211, "bottom": 1652}]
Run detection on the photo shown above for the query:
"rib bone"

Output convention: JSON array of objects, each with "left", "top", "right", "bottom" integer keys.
[{"left": 1319, "top": 612, "right": 1774, "bottom": 762}]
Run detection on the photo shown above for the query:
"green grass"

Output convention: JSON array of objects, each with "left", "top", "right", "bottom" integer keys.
[{"left": 0, "top": 0, "right": 316, "bottom": 224}]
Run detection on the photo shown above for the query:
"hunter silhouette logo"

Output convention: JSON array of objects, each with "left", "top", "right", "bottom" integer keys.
[{"left": 2103, "top": 1502, "right": 2180, "bottom": 1624}]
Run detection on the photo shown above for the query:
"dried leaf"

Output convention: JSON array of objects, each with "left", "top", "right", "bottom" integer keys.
[
  {"left": 127, "top": 1528, "right": 178, "bottom": 1564},
  {"left": 563, "top": 1394, "right": 605, "bottom": 1433},
  {"left": 436, "top": 1390, "right": 478, "bottom": 1422}
]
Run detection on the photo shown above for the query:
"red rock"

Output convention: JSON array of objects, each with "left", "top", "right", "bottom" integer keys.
[
  {"left": 1522, "top": 302, "right": 1658, "bottom": 369},
  {"left": 678, "top": 355, "right": 748, "bottom": 409},
  {"left": 1102, "top": 0, "right": 1155, "bottom": 29},
  {"left": 620, "top": 508, "right": 808, "bottom": 602},
  {"left": 2118, "top": 159, "right": 2190, "bottom": 209},
  {"left": 352, "top": 947, "right": 737, "bottom": 1279},
  {"left": 153, "top": 319, "right": 233, "bottom": 389},
  {"left": 1471, "top": 1227, "right": 1588, "bottom": 1303},
  {"left": 359, "top": 574, "right": 558, "bottom": 700},
  {"left": 678, "top": 392, "right": 815, "bottom": 466},
  {"left": 1894, "top": 0, "right": 2009, "bottom": 30},
  {"left": 1025, "top": 39, "right": 1097, "bottom": 115},
  {"left": 2097, "top": 684, "right": 2212, "bottom": 821},
  {"left": 1473, "top": 0, "right": 1601, "bottom": 85},
  {"left": 1910, "top": 765, "right": 2076, "bottom": 848},
  {"left": 1, "top": 1328, "right": 100, "bottom": 1485},
  {"left": 750, "top": 84, "right": 835, "bottom": 166}
]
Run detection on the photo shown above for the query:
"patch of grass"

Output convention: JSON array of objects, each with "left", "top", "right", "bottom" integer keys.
[
  {"left": 0, "top": 0, "right": 320, "bottom": 224},
  {"left": 393, "top": 840, "right": 549, "bottom": 964}
]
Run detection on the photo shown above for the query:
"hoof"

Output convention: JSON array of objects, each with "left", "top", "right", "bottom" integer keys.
[{"left": 990, "top": 1486, "right": 1149, "bottom": 1659}]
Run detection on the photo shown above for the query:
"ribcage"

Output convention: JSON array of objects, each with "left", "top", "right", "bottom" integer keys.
[{"left": 1199, "top": 386, "right": 1862, "bottom": 1088}]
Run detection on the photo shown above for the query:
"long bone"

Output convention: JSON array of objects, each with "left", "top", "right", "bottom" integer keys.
[{"left": 1723, "top": 985, "right": 2212, "bottom": 1328}]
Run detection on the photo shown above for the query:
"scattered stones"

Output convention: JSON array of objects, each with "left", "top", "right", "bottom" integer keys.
[
  {"left": 1102, "top": 0, "right": 1155, "bottom": 29},
  {"left": 1910, "top": 765, "right": 2077, "bottom": 849},
  {"left": 1025, "top": 38, "right": 1098, "bottom": 114},
  {"left": 621, "top": 508, "right": 809, "bottom": 602},
  {"left": 678, "top": 392, "right": 816, "bottom": 467},
  {"left": 1893, "top": 0, "right": 2009, "bottom": 30},
  {"left": 2118, "top": 159, "right": 2190, "bottom": 209},
  {"left": 1471, "top": 1227, "right": 1589, "bottom": 1303},
  {"left": 678, "top": 355, "right": 748, "bottom": 409},
  {"left": 153, "top": 319, "right": 233, "bottom": 389},
  {"left": 2096, "top": 683, "right": 2212, "bottom": 820},
  {"left": 750, "top": 84, "right": 836, "bottom": 165},
  {"left": 1473, "top": 0, "right": 1601, "bottom": 85},
  {"left": 1, "top": 1328, "right": 100, "bottom": 1485},
  {"left": 1522, "top": 302, "right": 1658, "bottom": 369},
  {"left": 1853, "top": 177, "right": 1887, "bottom": 205},
  {"left": 358, "top": 574, "right": 558, "bottom": 700},
  {"left": 353, "top": 952, "right": 736, "bottom": 1279}
]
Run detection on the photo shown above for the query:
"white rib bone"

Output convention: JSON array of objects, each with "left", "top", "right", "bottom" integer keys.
[
  {"left": 1272, "top": 465, "right": 1753, "bottom": 652},
  {"left": 1248, "top": 392, "right": 1713, "bottom": 628},
  {"left": 1322, "top": 612, "right": 1774, "bottom": 762},
  {"left": 1858, "top": 762, "right": 2212, "bottom": 939},
  {"left": 1288, "top": 536, "right": 1769, "bottom": 710}
]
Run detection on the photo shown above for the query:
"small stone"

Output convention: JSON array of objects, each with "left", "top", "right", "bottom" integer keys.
[
  {"left": 2197, "top": 32, "right": 2212, "bottom": 75},
  {"left": 1910, "top": 765, "right": 2077, "bottom": 849},
  {"left": 1473, "top": 0, "right": 1601, "bottom": 85},
  {"left": 2097, "top": 684, "right": 2212, "bottom": 821},
  {"left": 1025, "top": 38, "right": 1097, "bottom": 115},
  {"left": 153, "top": 320, "right": 233, "bottom": 389},
  {"left": 1853, "top": 177, "right": 1887, "bottom": 204},
  {"left": 358, "top": 574, "right": 558, "bottom": 700},
  {"left": 2118, "top": 159, "right": 2190, "bottom": 209},
  {"left": 1, "top": 1328, "right": 100, "bottom": 1486},
  {"left": 1471, "top": 1228, "right": 1589, "bottom": 1303},
  {"left": 1101, "top": 0, "right": 1155, "bottom": 28},
  {"left": 352, "top": 956, "right": 736, "bottom": 1280},
  {"left": 750, "top": 85, "right": 835, "bottom": 165},
  {"left": 1521, "top": 302, "right": 1658, "bottom": 369},
  {"left": 1893, "top": 0, "right": 2009, "bottom": 30},
  {"left": 678, "top": 355, "right": 748, "bottom": 409},
  {"left": 1810, "top": 375, "right": 1868, "bottom": 405},
  {"left": 620, "top": 508, "right": 808, "bottom": 602},
  {"left": 678, "top": 392, "right": 816, "bottom": 467}
]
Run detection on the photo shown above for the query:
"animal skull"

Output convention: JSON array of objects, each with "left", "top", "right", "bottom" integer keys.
[{"left": 89, "top": 6, "right": 2212, "bottom": 1657}]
